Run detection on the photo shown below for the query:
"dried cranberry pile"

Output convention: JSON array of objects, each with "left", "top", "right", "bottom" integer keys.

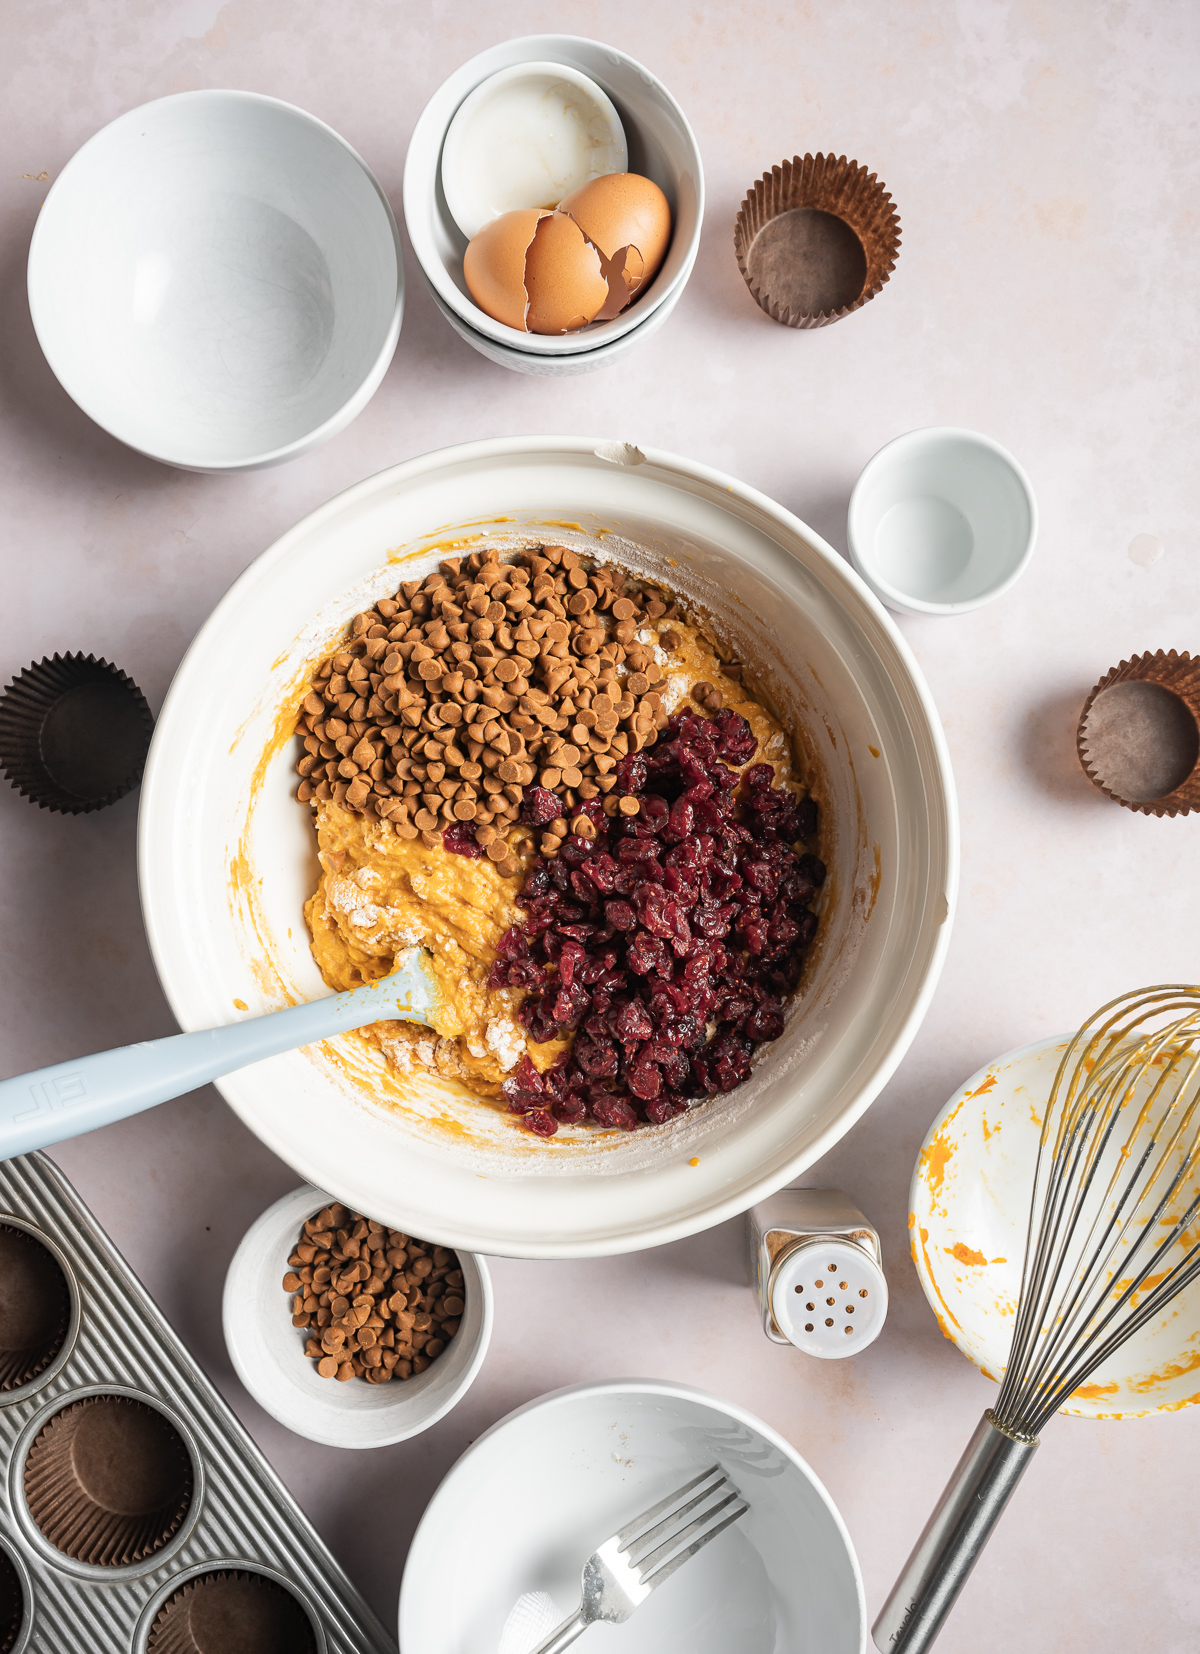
[{"left": 481, "top": 706, "right": 824, "bottom": 1134}]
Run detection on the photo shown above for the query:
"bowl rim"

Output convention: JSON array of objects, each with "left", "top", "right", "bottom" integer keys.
[
  {"left": 440, "top": 59, "right": 629, "bottom": 242},
  {"left": 402, "top": 33, "right": 705, "bottom": 356},
  {"left": 138, "top": 435, "right": 959, "bottom": 1259},
  {"left": 222, "top": 1182, "right": 494, "bottom": 1448},
  {"left": 397, "top": 1375, "right": 867, "bottom": 1648},
  {"left": 846, "top": 424, "right": 1038, "bottom": 616},
  {"left": 26, "top": 88, "right": 404, "bottom": 473},
  {"left": 423, "top": 247, "right": 691, "bottom": 369}
]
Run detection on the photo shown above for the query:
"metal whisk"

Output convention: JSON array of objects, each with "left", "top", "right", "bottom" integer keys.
[{"left": 874, "top": 985, "right": 1200, "bottom": 1653}]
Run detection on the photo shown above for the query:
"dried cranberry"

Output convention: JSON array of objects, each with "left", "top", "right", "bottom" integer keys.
[
  {"left": 714, "top": 708, "right": 757, "bottom": 764},
  {"left": 615, "top": 751, "right": 648, "bottom": 793},
  {"left": 495, "top": 705, "right": 823, "bottom": 1129},
  {"left": 591, "top": 1095, "right": 639, "bottom": 1130},
  {"left": 627, "top": 933, "right": 670, "bottom": 976},
  {"left": 743, "top": 862, "right": 781, "bottom": 899},
  {"left": 442, "top": 822, "right": 483, "bottom": 857},
  {"left": 794, "top": 796, "right": 818, "bottom": 841},
  {"left": 627, "top": 1058, "right": 662, "bottom": 1100},
  {"left": 523, "top": 1108, "right": 558, "bottom": 1136},
  {"left": 614, "top": 999, "right": 654, "bottom": 1042},
  {"left": 557, "top": 938, "right": 587, "bottom": 990},
  {"left": 744, "top": 1002, "right": 786, "bottom": 1041},
  {"left": 522, "top": 786, "right": 565, "bottom": 826},
  {"left": 573, "top": 1037, "right": 619, "bottom": 1078}
]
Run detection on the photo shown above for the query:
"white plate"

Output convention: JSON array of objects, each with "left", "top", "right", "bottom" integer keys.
[
  {"left": 398, "top": 1379, "right": 865, "bottom": 1654},
  {"left": 910, "top": 1034, "right": 1200, "bottom": 1417},
  {"left": 138, "top": 437, "right": 957, "bottom": 1258}
]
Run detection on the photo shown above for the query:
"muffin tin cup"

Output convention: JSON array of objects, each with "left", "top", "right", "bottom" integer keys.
[
  {"left": 0, "top": 1222, "right": 77, "bottom": 1401},
  {"left": 9, "top": 1387, "right": 202, "bottom": 1584},
  {"left": 0, "top": 1153, "right": 394, "bottom": 1653},
  {"left": 136, "top": 1560, "right": 327, "bottom": 1654},
  {"left": 21, "top": 1392, "right": 196, "bottom": 1573},
  {"left": 1077, "top": 650, "right": 1200, "bottom": 816},
  {"left": 0, "top": 1537, "right": 31, "bottom": 1654},
  {"left": 734, "top": 153, "right": 901, "bottom": 328},
  {"left": 0, "top": 654, "right": 153, "bottom": 815}
]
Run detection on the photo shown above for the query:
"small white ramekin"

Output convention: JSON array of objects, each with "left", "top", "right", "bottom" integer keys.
[
  {"left": 847, "top": 427, "right": 1037, "bottom": 616},
  {"left": 223, "top": 1185, "right": 491, "bottom": 1449}
]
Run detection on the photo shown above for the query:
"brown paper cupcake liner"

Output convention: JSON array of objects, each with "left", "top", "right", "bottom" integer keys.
[
  {"left": 24, "top": 1395, "right": 194, "bottom": 1566},
  {"left": 1077, "top": 650, "right": 1200, "bottom": 817},
  {"left": 734, "top": 153, "right": 901, "bottom": 328},
  {"left": 0, "top": 1224, "right": 71, "bottom": 1392},
  {"left": 0, "top": 1550, "right": 22, "bottom": 1654},
  {"left": 147, "top": 1570, "right": 318, "bottom": 1654},
  {"left": 0, "top": 652, "right": 153, "bottom": 815}
]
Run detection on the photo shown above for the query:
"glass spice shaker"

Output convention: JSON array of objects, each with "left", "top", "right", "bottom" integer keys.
[{"left": 748, "top": 1186, "right": 888, "bottom": 1357}]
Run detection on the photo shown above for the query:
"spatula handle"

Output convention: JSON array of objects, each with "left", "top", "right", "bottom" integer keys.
[{"left": 0, "top": 972, "right": 419, "bottom": 1161}]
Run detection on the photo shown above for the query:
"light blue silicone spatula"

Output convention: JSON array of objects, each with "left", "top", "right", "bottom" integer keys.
[{"left": 0, "top": 948, "right": 439, "bottom": 1161}]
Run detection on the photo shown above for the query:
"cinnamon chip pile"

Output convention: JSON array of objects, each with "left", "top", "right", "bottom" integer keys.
[
  {"left": 295, "top": 544, "right": 681, "bottom": 874},
  {"left": 285, "top": 1206, "right": 463, "bottom": 1384}
]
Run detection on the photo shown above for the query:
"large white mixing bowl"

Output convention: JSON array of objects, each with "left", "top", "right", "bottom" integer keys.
[{"left": 138, "top": 438, "right": 957, "bottom": 1258}]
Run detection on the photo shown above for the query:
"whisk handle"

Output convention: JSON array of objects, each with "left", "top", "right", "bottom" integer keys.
[{"left": 872, "top": 1411, "right": 1039, "bottom": 1654}]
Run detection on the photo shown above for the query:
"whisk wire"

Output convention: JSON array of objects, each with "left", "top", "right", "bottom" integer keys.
[{"left": 995, "top": 986, "right": 1200, "bottom": 1436}]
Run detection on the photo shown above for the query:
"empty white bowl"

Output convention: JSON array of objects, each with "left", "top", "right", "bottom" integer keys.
[
  {"left": 403, "top": 35, "right": 703, "bottom": 363},
  {"left": 440, "top": 61, "right": 627, "bottom": 241},
  {"left": 399, "top": 1378, "right": 865, "bottom": 1653},
  {"left": 847, "top": 427, "right": 1037, "bottom": 616},
  {"left": 28, "top": 90, "right": 403, "bottom": 472},
  {"left": 222, "top": 1184, "right": 492, "bottom": 1449}
]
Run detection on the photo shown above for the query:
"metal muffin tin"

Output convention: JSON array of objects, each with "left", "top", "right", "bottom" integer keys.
[{"left": 0, "top": 1152, "right": 395, "bottom": 1653}]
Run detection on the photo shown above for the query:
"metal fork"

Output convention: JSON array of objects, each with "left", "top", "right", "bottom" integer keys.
[{"left": 531, "top": 1464, "right": 749, "bottom": 1653}]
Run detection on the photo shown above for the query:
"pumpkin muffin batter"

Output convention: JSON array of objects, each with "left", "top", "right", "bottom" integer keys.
[
  {"left": 295, "top": 537, "right": 823, "bottom": 1126},
  {"left": 302, "top": 611, "right": 800, "bottom": 1096}
]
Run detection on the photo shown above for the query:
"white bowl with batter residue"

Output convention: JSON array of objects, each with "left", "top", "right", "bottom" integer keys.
[{"left": 138, "top": 437, "right": 957, "bottom": 1258}]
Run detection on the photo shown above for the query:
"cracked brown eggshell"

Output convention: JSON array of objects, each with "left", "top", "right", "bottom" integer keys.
[
  {"left": 463, "top": 206, "right": 611, "bottom": 335},
  {"left": 558, "top": 172, "right": 672, "bottom": 307},
  {"left": 463, "top": 207, "right": 550, "bottom": 331},
  {"left": 522, "top": 209, "right": 610, "bottom": 333}
]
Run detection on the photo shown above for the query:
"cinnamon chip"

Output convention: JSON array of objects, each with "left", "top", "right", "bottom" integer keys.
[
  {"left": 296, "top": 544, "right": 681, "bottom": 850},
  {"left": 285, "top": 1211, "right": 463, "bottom": 1386}
]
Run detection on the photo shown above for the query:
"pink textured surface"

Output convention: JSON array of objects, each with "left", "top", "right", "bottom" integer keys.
[{"left": 2, "top": 3, "right": 1199, "bottom": 1649}]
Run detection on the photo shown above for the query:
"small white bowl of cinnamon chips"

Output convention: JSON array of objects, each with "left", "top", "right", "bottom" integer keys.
[{"left": 223, "top": 1184, "right": 493, "bottom": 1448}]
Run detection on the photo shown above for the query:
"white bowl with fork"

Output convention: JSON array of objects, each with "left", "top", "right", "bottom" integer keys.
[{"left": 399, "top": 1378, "right": 865, "bottom": 1653}]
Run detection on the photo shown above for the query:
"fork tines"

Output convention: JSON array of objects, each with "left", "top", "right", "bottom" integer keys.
[{"left": 617, "top": 1464, "right": 749, "bottom": 1590}]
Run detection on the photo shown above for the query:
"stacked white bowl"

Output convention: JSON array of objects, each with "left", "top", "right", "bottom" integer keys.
[{"left": 403, "top": 36, "right": 704, "bottom": 376}]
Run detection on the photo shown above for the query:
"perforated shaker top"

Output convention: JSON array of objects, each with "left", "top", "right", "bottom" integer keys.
[{"left": 770, "top": 1237, "right": 888, "bottom": 1358}]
